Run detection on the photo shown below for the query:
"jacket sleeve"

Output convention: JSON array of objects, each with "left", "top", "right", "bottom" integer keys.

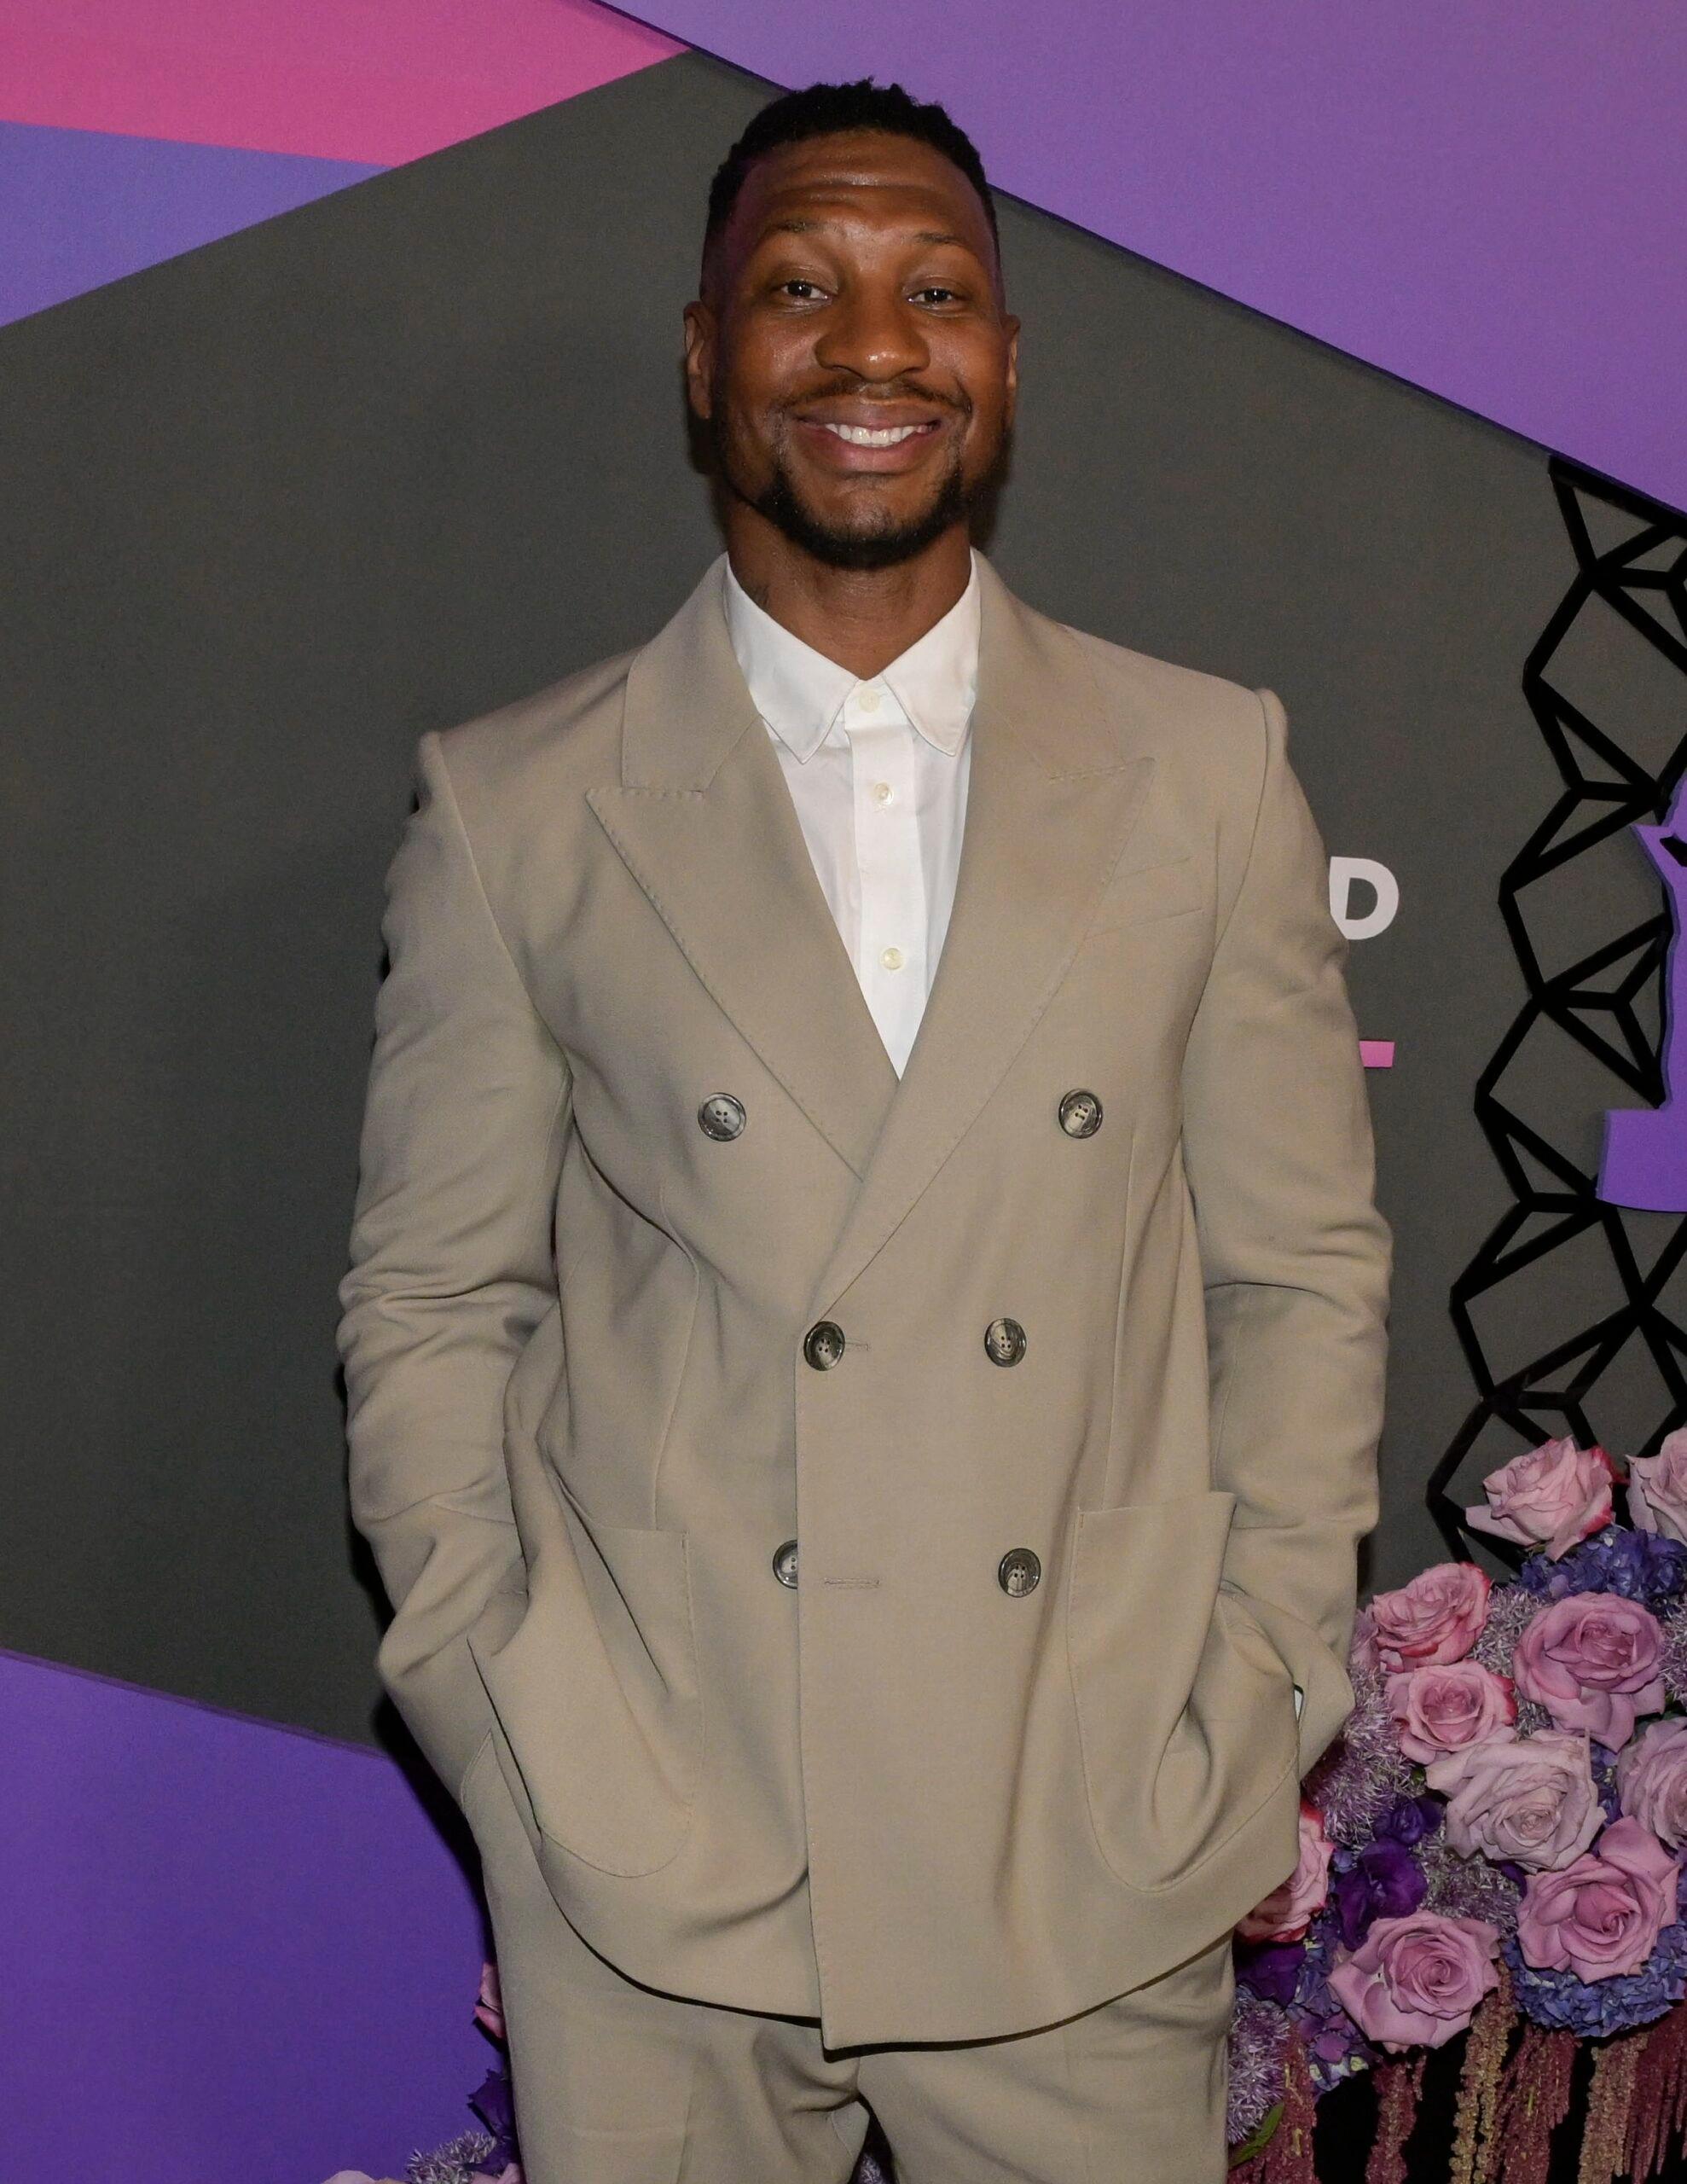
[
  {"left": 1180, "top": 686, "right": 1391, "bottom": 1774},
  {"left": 337, "top": 728, "right": 571, "bottom": 1804}
]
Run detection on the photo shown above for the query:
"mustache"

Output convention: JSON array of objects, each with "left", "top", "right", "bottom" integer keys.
[{"left": 777, "top": 380, "right": 971, "bottom": 416}]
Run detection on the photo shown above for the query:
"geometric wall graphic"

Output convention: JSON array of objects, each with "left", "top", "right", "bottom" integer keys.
[
  {"left": 1429, "top": 456, "right": 1687, "bottom": 1558},
  {"left": 1600, "top": 771, "right": 1687, "bottom": 1212}
]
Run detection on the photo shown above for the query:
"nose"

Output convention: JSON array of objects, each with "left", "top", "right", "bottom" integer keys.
[{"left": 813, "top": 284, "right": 931, "bottom": 383}]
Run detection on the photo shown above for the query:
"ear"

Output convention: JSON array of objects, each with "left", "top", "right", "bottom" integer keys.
[
  {"left": 682, "top": 299, "right": 716, "bottom": 421},
  {"left": 1003, "top": 314, "right": 1021, "bottom": 427}
]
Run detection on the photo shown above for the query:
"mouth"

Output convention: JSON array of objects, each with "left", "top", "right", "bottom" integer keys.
[
  {"left": 790, "top": 410, "right": 948, "bottom": 472},
  {"left": 813, "top": 420, "right": 937, "bottom": 448}
]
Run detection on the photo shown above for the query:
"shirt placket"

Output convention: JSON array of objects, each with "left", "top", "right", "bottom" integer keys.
[{"left": 843, "top": 684, "right": 927, "bottom": 1076}]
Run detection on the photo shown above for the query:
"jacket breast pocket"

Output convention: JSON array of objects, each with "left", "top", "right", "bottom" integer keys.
[
  {"left": 467, "top": 1507, "right": 703, "bottom": 1877},
  {"left": 1065, "top": 1489, "right": 1299, "bottom": 1893},
  {"left": 1082, "top": 851, "right": 1205, "bottom": 939}
]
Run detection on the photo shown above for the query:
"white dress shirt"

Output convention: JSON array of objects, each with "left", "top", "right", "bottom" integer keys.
[
  {"left": 723, "top": 552, "right": 1305, "bottom": 1723},
  {"left": 722, "top": 551, "right": 981, "bottom": 1077}
]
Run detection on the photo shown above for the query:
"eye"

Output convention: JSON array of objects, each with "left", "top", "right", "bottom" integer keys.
[
  {"left": 911, "top": 285, "right": 963, "bottom": 305},
  {"left": 775, "top": 278, "right": 827, "bottom": 301}
]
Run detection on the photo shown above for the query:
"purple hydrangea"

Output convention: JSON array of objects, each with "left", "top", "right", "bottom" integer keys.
[
  {"left": 1502, "top": 1914, "right": 1687, "bottom": 2036},
  {"left": 1499, "top": 1861, "right": 1687, "bottom": 2037},
  {"left": 1288, "top": 1911, "right": 1377, "bottom": 2091},
  {"left": 1518, "top": 1525, "right": 1687, "bottom": 1607}
]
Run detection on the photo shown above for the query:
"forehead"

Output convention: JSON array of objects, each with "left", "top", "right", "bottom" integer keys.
[{"left": 731, "top": 130, "right": 994, "bottom": 259}]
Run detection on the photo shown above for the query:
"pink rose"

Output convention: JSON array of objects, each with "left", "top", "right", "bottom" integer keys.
[
  {"left": 474, "top": 1959, "right": 505, "bottom": 2042},
  {"left": 1387, "top": 1660, "right": 1517, "bottom": 1763},
  {"left": 1367, "top": 1563, "right": 1492, "bottom": 1671},
  {"left": 1423, "top": 1728, "right": 1603, "bottom": 1870},
  {"left": 1511, "top": 1592, "right": 1667, "bottom": 1750},
  {"left": 1630, "top": 1429, "right": 1687, "bottom": 1545},
  {"left": 1617, "top": 1718, "right": 1687, "bottom": 1849},
  {"left": 1465, "top": 1437, "right": 1618, "bottom": 1560},
  {"left": 1327, "top": 1911, "right": 1501, "bottom": 2051},
  {"left": 1237, "top": 1798, "right": 1334, "bottom": 1942},
  {"left": 1516, "top": 1816, "right": 1679, "bottom": 1981}
]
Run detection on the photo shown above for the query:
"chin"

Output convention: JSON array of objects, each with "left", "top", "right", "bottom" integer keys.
[{"left": 768, "top": 474, "right": 971, "bottom": 572}]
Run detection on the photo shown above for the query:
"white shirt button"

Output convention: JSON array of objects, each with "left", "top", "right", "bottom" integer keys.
[
  {"left": 856, "top": 685, "right": 883, "bottom": 714},
  {"left": 872, "top": 781, "right": 894, "bottom": 804},
  {"left": 881, "top": 944, "right": 905, "bottom": 971}
]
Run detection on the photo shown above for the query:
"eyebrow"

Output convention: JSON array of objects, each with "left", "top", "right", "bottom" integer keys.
[{"left": 763, "top": 218, "right": 974, "bottom": 250}]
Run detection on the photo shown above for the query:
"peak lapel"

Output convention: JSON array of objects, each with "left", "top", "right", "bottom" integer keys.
[
  {"left": 586, "top": 556, "right": 899, "bottom": 1179},
  {"left": 805, "top": 555, "right": 1156, "bottom": 1316}
]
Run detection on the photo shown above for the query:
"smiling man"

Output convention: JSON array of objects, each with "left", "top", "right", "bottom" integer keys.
[{"left": 338, "top": 78, "right": 1391, "bottom": 2184}]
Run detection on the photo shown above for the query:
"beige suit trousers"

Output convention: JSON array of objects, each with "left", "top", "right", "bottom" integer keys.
[{"left": 465, "top": 1734, "right": 1236, "bottom": 2184}]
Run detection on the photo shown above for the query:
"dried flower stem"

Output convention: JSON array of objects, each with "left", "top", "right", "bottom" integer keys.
[
  {"left": 1449, "top": 1959, "right": 1516, "bottom": 2184},
  {"left": 1365, "top": 2053, "right": 1427, "bottom": 2184},
  {"left": 1577, "top": 2030, "right": 1642, "bottom": 2184}
]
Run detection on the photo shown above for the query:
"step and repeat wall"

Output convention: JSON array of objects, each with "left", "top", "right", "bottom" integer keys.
[{"left": 4, "top": 6, "right": 1683, "bottom": 2176}]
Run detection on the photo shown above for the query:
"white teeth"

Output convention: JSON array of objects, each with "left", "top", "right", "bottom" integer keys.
[{"left": 821, "top": 421, "right": 925, "bottom": 446}]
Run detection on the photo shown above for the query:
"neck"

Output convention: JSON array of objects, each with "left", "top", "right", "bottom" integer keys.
[{"left": 723, "top": 514, "right": 973, "bottom": 679}]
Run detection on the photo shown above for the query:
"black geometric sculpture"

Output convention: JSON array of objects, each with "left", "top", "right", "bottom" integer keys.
[{"left": 1427, "top": 456, "right": 1687, "bottom": 1562}]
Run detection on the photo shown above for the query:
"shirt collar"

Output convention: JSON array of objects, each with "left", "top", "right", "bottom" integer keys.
[{"left": 722, "top": 549, "right": 981, "bottom": 764}]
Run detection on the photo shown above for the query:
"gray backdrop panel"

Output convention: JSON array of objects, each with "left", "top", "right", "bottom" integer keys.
[{"left": 0, "top": 50, "right": 1630, "bottom": 1745}]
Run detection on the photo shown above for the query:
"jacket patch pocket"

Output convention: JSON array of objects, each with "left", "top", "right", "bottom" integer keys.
[
  {"left": 468, "top": 1509, "right": 702, "bottom": 1877},
  {"left": 1066, "top": 1489, "right": 1298, "bottom": 1893}
]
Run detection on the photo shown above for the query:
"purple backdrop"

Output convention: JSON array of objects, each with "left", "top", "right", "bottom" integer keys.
[
  {"left": 612, "top": 0, "right": 1687, "bottom": 518},
  {"left": 0, "top": 121, "right": 381, "bottom": 328},
  {"left": 2, "top": 1649, "right": 489, "bottom": 2181}
]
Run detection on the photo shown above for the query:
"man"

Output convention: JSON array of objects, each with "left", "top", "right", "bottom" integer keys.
[{"left": 338, "top": 78, "right": 1390, "bottom": 2184}]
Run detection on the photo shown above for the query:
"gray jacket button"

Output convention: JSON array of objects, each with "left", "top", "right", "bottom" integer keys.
[
  {"left": 984, "top": 1316, "right": 1027, "bottom": 1366},
  {"left": 1058, "top": 1089, "right": 1103, "bottom": 1138},
  {"left": 998, "top": 1548, "right": 1041, "bottom": 1596},
  {"left": 773, "top": 1539, "right": 799, "bottom": 1588},
  {"left": 698, "top": 1093, "right": 746, "bottom": 1140},
  {"left": 803, "top": 1320, "right": 846, "bottom": 1369}
]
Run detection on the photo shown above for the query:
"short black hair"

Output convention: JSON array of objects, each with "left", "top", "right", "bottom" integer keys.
[{"left": 702, "top": 78, "right": 1000, "bottom": 288}]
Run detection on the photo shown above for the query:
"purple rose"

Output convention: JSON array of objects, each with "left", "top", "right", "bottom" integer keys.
[
  {"left": 1466, "top": 1438, "right": 1617, "bottom": 1560},
  {"left": 1630, "top": 1430, "right": 1687, "bottom": 1544},
  {"left": 1617, "top": 1718, "right": 1687, "bottom": 1849},
  {"left": 1511, "top": 1592, "right": 1667, "bottom": 1749},
  {"left": 1368, "top": 1564, "right": 1492, "bottom": 1670},
  {"left": 1328, "top": 1912, "right": 1502, "bottom": 2051},
  {"left": 1516, "top": 1816, "right": 1679, "bottom": 1982},
  {"left": 1423, "top": 1728, "right": 1603, "bottom": 1872}
]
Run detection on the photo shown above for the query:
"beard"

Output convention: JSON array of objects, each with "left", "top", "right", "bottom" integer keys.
[{"left": 712, "top": 400, "right": 998, "bottom": 572}]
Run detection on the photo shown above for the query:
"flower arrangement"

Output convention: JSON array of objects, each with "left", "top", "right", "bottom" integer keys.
[
  {"left": 339, "top": 1432, "right": 1687, "bottom": 2184},
  {"left": 1227, "top": 1432, "right": 1687, "bottom": 2182}
]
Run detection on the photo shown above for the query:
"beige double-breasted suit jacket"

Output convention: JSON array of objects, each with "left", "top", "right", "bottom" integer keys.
[{"left": 337, "top": 549, "right": 1390, "bottom": 2050}]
